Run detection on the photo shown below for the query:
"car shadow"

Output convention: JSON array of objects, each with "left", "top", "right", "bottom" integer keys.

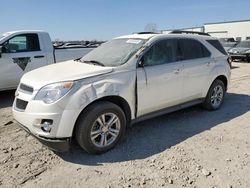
[
  {"left": 231, "top": 66, "right": 239, "bottom": 69},
  {"left": 58, "top": 92, "right": 250, "bottom": 165},
  {"left": 0, "top": 90, "right": 15, "bottom": 108}
]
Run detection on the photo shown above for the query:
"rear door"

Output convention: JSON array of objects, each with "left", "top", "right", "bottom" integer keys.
[
  {"left": 179, "top": 38, "right": 212, "bottom": 102},
  {"left": 0, "top": 34, "right": 46, "bottom": 90},
  {"left": 136, "top": 38, "right": 183, "bottom": 116}
]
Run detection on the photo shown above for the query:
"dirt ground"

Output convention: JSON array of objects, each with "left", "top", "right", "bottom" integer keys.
[{"left": 0, "top": 62, "right": 250, "bottom": 188}]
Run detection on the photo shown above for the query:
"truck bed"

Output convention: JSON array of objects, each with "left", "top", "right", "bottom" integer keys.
[{"left": 55, "top": 47, "right": 94, "bottom": 62}]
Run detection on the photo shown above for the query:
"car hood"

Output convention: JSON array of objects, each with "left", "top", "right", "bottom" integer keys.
[
  {"left": 21, "top": 60, "right": 113, "bottom": 90},
  {"left": 229, "top": 47, "right": 250, "bottom": 54}
]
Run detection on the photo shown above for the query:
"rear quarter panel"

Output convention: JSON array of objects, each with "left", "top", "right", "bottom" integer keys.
[{"left": 203, "top": 56, "right": 231, "bottom": 96}]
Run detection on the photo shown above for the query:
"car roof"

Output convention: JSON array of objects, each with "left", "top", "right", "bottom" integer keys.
[
  {"left": 2, "top": 30, "right": 45, "bottom": 36},
  {"left": 116, "top": 33, "right": 218, "bottom": 41},
  {"left": 115, "top": 33, "right": 157, "bottom": 40}
]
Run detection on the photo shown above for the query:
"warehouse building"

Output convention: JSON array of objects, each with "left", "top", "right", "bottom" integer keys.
[
  {"left": 162, "top": 19, "right": 250, "bottom": 41},
  {"left": 204, "top": 20, "right": 250, "bottom": 41}
]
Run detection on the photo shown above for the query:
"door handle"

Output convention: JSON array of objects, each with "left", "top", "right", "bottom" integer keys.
[
  {"left": 34, "top": 55, "right": 45, "bottom": 58},
  {"left": 173, "top": 69, "right": 180, "bottom": 74}
]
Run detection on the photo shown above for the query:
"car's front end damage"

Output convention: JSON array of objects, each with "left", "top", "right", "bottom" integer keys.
[{"left": 12, "top": 59, "right": 137, "bottom": 152}]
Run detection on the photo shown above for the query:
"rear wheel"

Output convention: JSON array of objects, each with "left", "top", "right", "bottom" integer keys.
[
  {"left": 75, "top": 101, "right": 126, "bottom": 154},
  {"left": 203, "top": 79, "right": 225, "bottom": 111}
]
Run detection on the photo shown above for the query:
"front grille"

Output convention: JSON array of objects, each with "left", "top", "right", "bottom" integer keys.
[
  {"left": 16, "top": 99, "right": 28, "bottom": 111},
  {"left": 19, "top": 84, "right": 34, "bottom": 94}
]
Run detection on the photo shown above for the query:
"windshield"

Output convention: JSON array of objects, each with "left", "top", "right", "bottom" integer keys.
[
  {"left": 236, "top": 41, "right": 250, "bottom": 48},
  {"left": 0, "top": 33, "right": 11, "bottom": 43},
  {"left": 0, "top": 35, "right": 5, "bottom": 41},
  {"left": 80, "top": 38, "right": 145, "bottom": 66},
  {"left": 223, "top": 43, "right": 236, "bottom": 47}
]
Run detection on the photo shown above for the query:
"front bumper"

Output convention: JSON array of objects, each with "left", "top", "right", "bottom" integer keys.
[
  {"left": 229, "top": 53, "right": 249, "bottom": 60},
  {"left": 17, "top": 121, "right": 71, "bottom": 152}
]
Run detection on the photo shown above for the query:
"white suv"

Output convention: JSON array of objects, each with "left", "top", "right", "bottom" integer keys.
[{"left": 13, "top": 31, "right": 231, "bottom": 154}]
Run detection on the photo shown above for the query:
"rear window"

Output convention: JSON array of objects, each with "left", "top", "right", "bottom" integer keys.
[{"left": 207, "top": 40, "right": 227, "bottom": 55}]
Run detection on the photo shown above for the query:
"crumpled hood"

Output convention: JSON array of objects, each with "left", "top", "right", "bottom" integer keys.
[
  {"left": 21, "top": 60, "right": 113, "bottom": 90},
  {"left": 229, "top": 47, "right": 250, "bottom": 54}
]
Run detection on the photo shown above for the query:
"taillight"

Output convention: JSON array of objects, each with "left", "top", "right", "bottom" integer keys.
[{"left": 227, "top": 57, "right": 232, "bottom": 69}]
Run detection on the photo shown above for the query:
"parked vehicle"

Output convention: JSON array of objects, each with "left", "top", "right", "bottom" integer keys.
[
  {"left": 0, "top": 30, "right": 94, "bottom": 91},
  {"left": 57, "top": 42, "right": 87, "bottom": 49},
  {"left": 13, "top": 31, "right": 231, "bottom": 154},
  {"left": 228, "top": 40, "right": 250, "bottom": 62},
  {"left": 219, "top": 37, "right": 235, "bottom": 43},
  {"left": 221, "top": 42, "right": 238, "bottom": 52}
]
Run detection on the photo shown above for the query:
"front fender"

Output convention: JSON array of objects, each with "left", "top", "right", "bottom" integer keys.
[{"left": 56, "top": 71, "right": 136, "bottom": 137}]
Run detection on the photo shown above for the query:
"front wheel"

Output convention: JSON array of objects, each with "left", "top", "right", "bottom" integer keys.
[
  {"left": 75, "top": 101, "right": 126, "bottom": 154},
  {"left": 203, "top": 79, "right": 225, "bottom": 111}
]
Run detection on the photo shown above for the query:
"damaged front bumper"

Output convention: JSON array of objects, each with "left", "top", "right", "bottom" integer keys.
[{"left": 17, "top": 121, "right": 71, "bottom": 152}]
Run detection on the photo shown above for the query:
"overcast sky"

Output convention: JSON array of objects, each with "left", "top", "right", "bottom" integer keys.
[{"left": 1, "top": 0, "right": 250, "bottom": 40}]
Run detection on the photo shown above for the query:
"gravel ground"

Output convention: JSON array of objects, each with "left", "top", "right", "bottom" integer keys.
[{"left": 0, "top": 62, "right": 250, "bottom": 188}]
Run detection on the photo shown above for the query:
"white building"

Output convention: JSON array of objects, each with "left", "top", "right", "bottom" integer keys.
[
  {"left": 162, "top": 20, "right": 250, "bottom": 41},
  {"left": 204, "top": 20, "right": 250, "bottom": 41}
]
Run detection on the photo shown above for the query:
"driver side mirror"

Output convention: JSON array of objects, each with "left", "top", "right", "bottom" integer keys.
[
  {"left": 0, "top": 46, "right": 2, "bottom": 58},
  {"left": 138, "top": 56, "right": 145, "bottom": 67},
  {"left": 0, "top": 46, "right": 7, "bottom": 57}
]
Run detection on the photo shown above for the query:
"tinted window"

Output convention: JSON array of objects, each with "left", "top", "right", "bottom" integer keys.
[
  {"left": 3, "top": 34, "right": 40, "bottom": 53},
  {"left": 207, "top": 40, "right": 227, "bottom": 55},
  {"left": 143, "top": 39, "right": 178, "bottom": 66},
  {"left": 179, "top": 39, "right": 210, "bottom": 60}
]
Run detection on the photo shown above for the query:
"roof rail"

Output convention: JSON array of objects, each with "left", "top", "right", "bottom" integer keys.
[
  {"left": 136, "top": 32, "right": 160, "bottom": 34},
  {"left": 170, "top": 30, "right": 210, "bottom": 36}
]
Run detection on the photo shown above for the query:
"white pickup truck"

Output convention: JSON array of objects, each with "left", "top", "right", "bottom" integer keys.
[{"left": 0, "top": 30, "right": 93, "bottom": 91}]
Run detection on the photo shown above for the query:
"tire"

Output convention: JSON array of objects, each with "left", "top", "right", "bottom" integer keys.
[
  {"left": 75, "top": 101, "right": 126, "bottom": 154},
  {"left": 203, "top": 79, "right": 225, "bottom": 111},
  {"left": 246, "top": 55, "right": 250, "bottom": 63}
]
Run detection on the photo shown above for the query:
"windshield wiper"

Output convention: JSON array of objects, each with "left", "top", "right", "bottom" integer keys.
[
  {"left": 74, "top": 57, "right": 82, "bottom": 61},
  {"left": 82, "top": 60, "right": 105, "bottom": 67}
]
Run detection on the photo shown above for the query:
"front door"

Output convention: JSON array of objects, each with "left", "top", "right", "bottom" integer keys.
[
  {"left": 136, "top": 38, "right": 183, "bottom": 117},
  {"left": 0, "top": 33, "right": 46, "bottom": 90}
]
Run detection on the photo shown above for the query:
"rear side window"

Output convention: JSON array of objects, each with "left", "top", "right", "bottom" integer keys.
[
  {"left": 179, "top": 39, "right": 211, "bottom": 60},
  {"left": 3, "top": 34, "right": 40, "bottom": 53},
  {"left": 206, "top": 40, "right": 227, "bottom": 55}
]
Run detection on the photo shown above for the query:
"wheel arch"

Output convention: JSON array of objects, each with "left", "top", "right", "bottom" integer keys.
[
  {"left": 214, "top": 75, "right": 228, "bottom": 90},
  {"left": 72, "top": 95, "right": 132, "bottom": 136}
]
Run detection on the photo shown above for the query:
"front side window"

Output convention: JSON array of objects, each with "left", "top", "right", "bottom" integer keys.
[
  {"left": 3, "top": 34, "right": 40, "bottom": 53},
  {"left": 179, "top": 39, "right": 210, "bottom": 60},
  {"left": 142, "top": 39, "right": 178, "bottom": 66}
]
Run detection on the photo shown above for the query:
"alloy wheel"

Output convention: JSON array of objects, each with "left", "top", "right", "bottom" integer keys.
[{"left": 90, "top": 113, "right": 121, "bottom": 148}]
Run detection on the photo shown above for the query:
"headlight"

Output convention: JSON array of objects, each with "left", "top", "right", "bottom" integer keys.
[
  {"left": 34, "top": 81, "right": 74, "bottom": 104},
  {"left": 245, "top": 50, "right": 250, "bottom": 53}
]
